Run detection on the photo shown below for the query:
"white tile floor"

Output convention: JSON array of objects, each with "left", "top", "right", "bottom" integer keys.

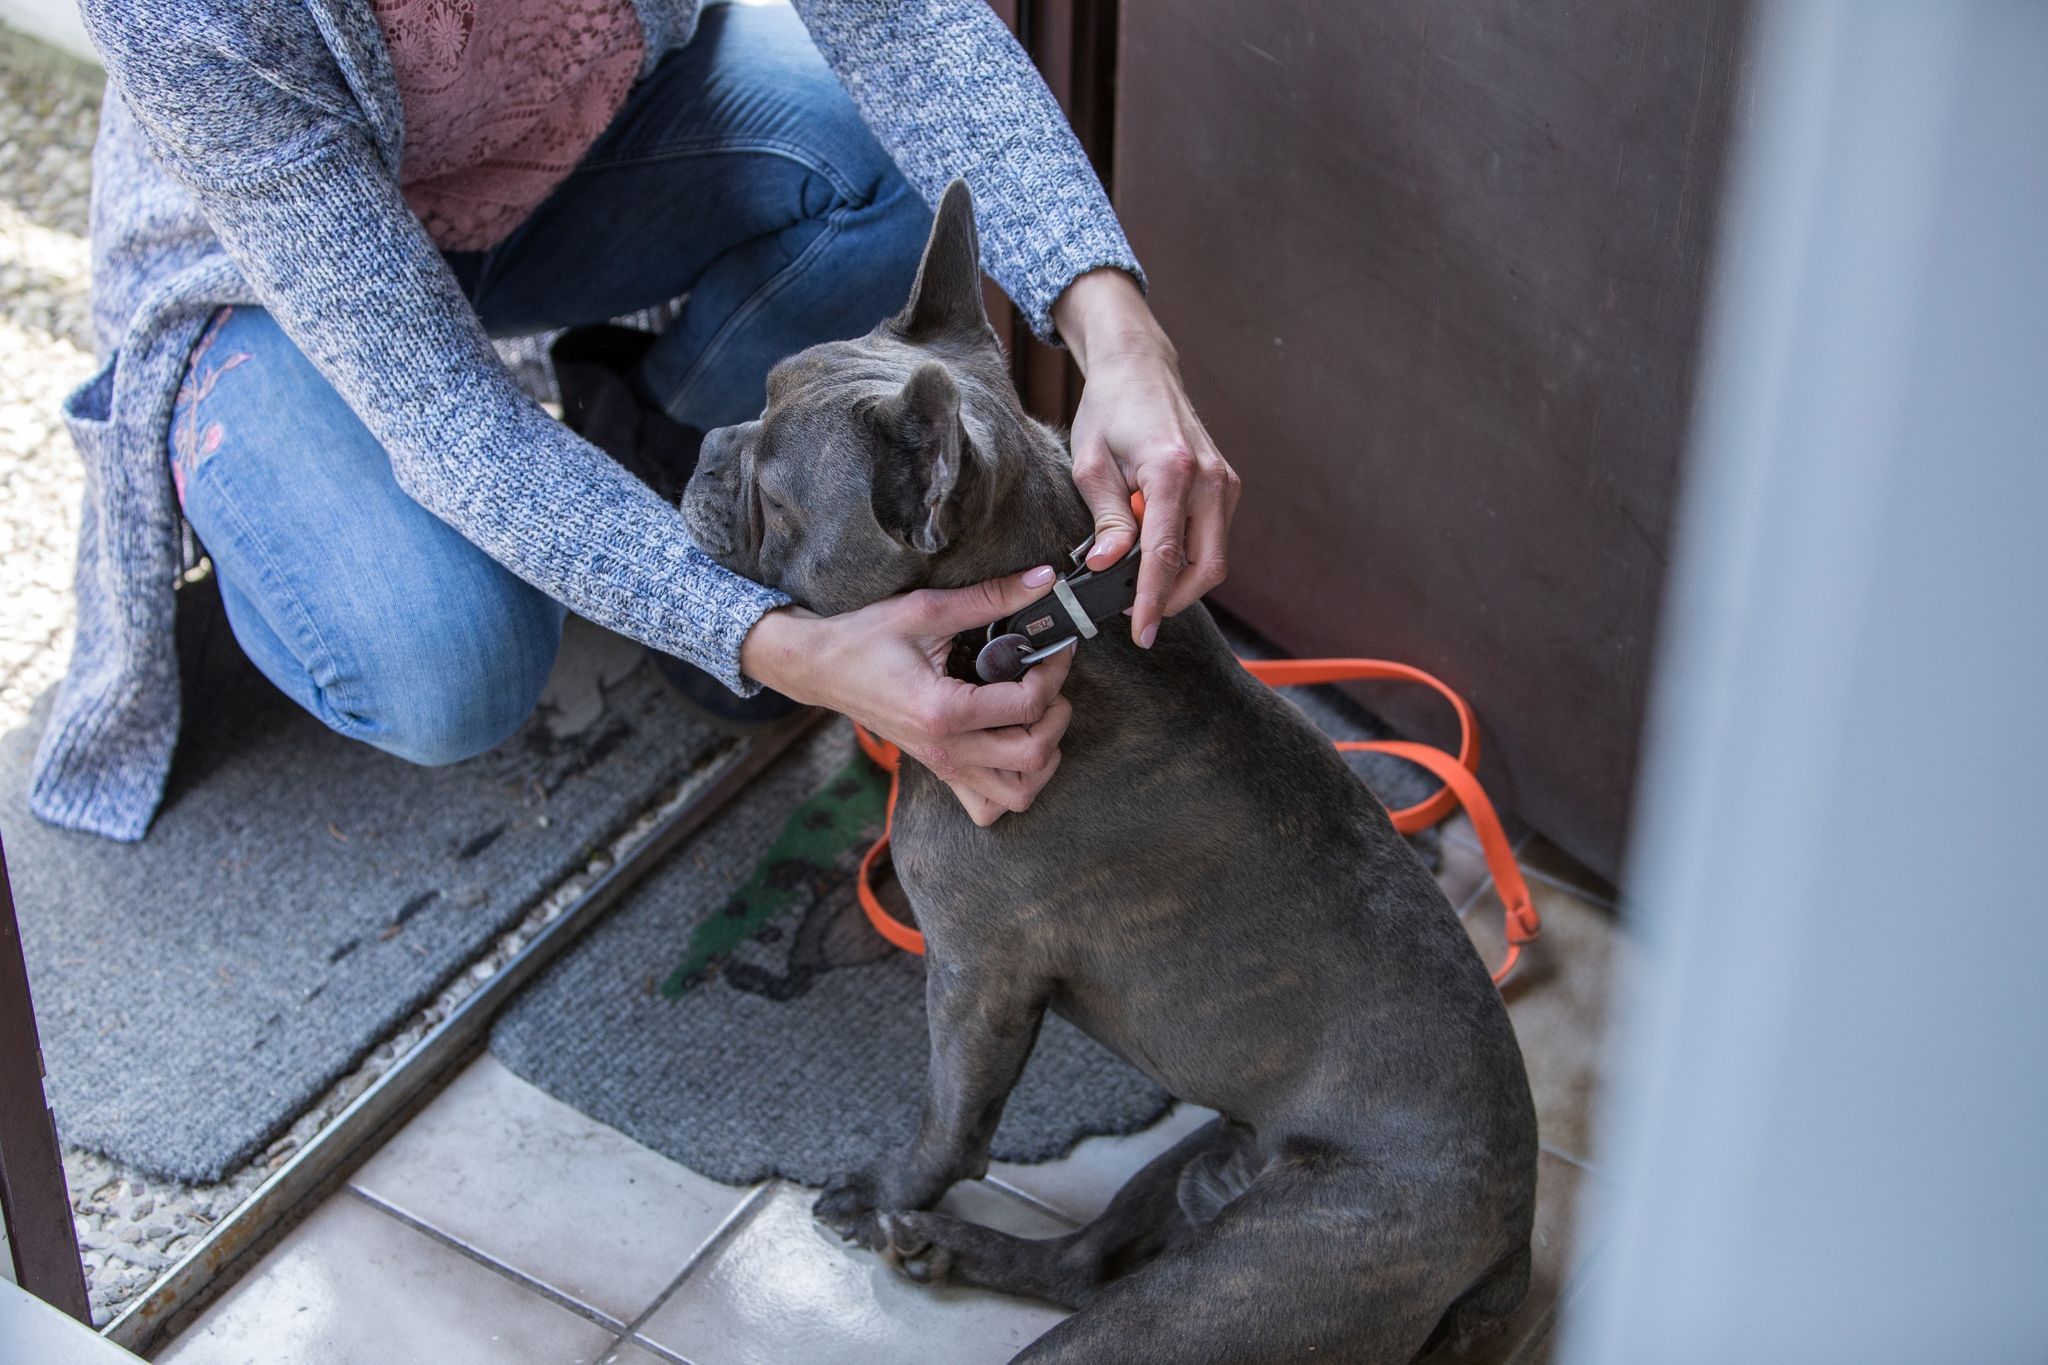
[
  {"left": 150, "top": 829, "right": 1621, "bottom": 1364},
  {"left": 156, "top": 1192, "right": 616, "bottom": 1365},
  {"left": 350, "top": 1059, "right": 755, "bottom": 1325},
  {"left": 153, "top": 1056, "right": 1093, "bottom": 1365}
]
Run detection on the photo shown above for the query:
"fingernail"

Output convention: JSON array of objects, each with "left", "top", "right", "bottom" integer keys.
[
  {"left": 1023, "top": 565, "right": 1055, "bottom": 587},
  {"left": 1139, "top": 623, "right": 1159, "bottom": 649}
]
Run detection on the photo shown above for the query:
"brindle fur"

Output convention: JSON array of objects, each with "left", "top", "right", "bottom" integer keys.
[{"left": 681, "top": 182, "right": 1537, "bottom": 1364}]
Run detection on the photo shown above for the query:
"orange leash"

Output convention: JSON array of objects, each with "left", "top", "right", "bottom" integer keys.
[{"left": 850, "top": 656, "right": 1540, "bottom": 985}]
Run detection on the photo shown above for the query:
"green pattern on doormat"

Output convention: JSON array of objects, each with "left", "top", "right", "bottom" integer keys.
[{"left": 660, "top": 754, "right": 889, "bottom": 997}]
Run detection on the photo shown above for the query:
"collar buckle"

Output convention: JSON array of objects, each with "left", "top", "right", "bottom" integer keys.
[{"left": 974, "top": 542, "right": 1142, "bottom": 683}]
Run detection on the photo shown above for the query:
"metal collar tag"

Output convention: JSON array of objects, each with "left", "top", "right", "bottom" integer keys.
[{"left": 974, "top": 536, "right": 1142, "bottom": 682}]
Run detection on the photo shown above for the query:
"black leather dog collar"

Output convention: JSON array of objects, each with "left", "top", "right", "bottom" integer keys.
[{"left": 974, "top": 536, "right": 1142, "bottom": 682}]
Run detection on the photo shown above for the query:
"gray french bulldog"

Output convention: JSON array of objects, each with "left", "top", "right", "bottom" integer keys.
[{"left": 681, "top": 181, "right": 1536, "bottom": 1364}]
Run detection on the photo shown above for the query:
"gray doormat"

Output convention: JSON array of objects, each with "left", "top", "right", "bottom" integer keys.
[
  {"left": 488, "top": 649, "right": 1433, "bottom": 1188},
  {"left": 1, "top": 593, "right": 721, "bottom": 1183}
]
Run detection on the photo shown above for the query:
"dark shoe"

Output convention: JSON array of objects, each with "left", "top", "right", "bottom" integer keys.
[
  {"left": 648, "top": 649, "right": 807, "bottom": 734},
  {"left": 551, "top": 325, "right": 703, "bottom": 502}
]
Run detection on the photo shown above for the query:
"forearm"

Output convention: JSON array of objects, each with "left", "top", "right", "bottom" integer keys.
[{"left": 1051, "top": 268, "right": 1176, "bottom": 376}]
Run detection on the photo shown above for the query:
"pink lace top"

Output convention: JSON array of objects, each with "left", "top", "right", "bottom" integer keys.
[{"left": 374, "top": 0, "right": 645, "bottom": 252}]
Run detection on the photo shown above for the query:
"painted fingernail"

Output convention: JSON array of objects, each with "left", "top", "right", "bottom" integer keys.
[
  {"left": 1139, "top": 623, "right": 1159, "bottom": 649},
  {"left": 1023, "top": 565, "right": 1055, "bottom": 587}
]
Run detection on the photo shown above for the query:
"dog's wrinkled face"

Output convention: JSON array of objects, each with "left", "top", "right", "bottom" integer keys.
[{"left": 682, "top": 181, "right": 1016, "bottom": 615}]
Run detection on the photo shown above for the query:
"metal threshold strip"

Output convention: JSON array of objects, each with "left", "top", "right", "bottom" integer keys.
[{"left": 100, "top": 713, "right": 825, "bottom": 1355}]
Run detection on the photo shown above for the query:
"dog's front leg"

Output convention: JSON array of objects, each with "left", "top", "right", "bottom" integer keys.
[
  {"left": 816, "top": 957, "right": 1045, "bottom": 1247},
  {"left": 906, "top": 958, "right": 1048, "bottom": 1199}
]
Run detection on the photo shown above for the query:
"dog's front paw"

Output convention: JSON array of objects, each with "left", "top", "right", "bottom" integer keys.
[
  {"left": 878, "top": 1211, "right": 954, "bottom": 1287},
  {"left": 813, "top": 1171, "right": 885, "bottom": 1250}
]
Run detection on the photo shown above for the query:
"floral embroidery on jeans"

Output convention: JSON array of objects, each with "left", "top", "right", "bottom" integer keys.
[{"left": 170, "top": 307, "right": 252, "bottom": 504}]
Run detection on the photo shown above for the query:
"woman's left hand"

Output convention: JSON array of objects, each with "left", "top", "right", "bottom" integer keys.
[{"left": 1052, "top": 269, "right": 1241, "bottom": 649}]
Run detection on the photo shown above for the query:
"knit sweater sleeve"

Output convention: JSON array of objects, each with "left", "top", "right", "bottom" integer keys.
[
  {"left": 79, "top": 3, "right": 788, "bottom": 693},
  {"left": 790, "top": 0, "right": 1144, "bottom": 343}
]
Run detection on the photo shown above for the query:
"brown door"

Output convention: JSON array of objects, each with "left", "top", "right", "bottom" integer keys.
[{"left": 1111, "top": 1, "right": 1749, "bottom": 880}]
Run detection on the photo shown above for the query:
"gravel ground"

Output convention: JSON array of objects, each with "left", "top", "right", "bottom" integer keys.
[
  {"left": 0, "top": 30, "right": 95, "bottom": 734},
  {"left": 0, "top": 28, "right": 703, "bottom": 1327}
]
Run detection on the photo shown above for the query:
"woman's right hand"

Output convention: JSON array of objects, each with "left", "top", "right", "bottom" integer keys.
[{"left": 738, "top": 566, "right": 1075, "bottom": 826}]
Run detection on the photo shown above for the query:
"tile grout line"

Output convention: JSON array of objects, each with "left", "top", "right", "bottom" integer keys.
[
  {"left": 343, "top": 1185, "right": 631, "bottom": 1337},
  {"left": 1444, "top": 824, "right": 1534, "bottom": 857},
  {"left": 619, "top": 1335, "right": 692, "bottom": 1365},
  {"left": 1453, "top": 872, "right": 1498, "bottom": 920},
  {"left": 1451, "top": 820, "right": 1622, "bottom": 909},
  {"left": 1450, "top": 856, "right": 1621, "bottom": 918},
  {"left": 619, "top": 1180, "right": 781, "bottom": 1364},
  {"left": 1539, "top": 1140, "right": 1610, "bottom": 1182},
  {"left": 1518, "top": 861, "right": 1621, "bottom": 909},
  {"left": 981, "top": 1175, "right": 1085, "bottom": 1231},
  {"left": 1501, "top": 1298, "right": 1563, "bottom": 1365}
]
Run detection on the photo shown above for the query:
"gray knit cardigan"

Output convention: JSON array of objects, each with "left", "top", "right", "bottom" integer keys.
[{"left": 34, "top": 0, "right": 1140, "bottom": 841}]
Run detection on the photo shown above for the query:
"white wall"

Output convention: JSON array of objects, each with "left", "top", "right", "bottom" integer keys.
[{"left": 1569, "top": 1, "right": 2048, "bottom": 1361}]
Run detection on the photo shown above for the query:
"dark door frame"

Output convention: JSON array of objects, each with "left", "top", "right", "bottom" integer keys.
[
  {"left": 987, "top": 0, "right": 1120, "bottom": 425},
  {"left": 0, "top": 834, "right": 90, "bottom": 1323}
]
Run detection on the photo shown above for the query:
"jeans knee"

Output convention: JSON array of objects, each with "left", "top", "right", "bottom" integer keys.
[
  {"left": 869, "top": 171, "right": 934, "bottom": 271},
  {"left": 830, "top": 170, "right": 933, "bottom": 325},
  {"left": 349, "top": 594, "right": 563, "bottom": 767},
  {"left": 377, "top": 682, "right": 533, "bottom": 768}
]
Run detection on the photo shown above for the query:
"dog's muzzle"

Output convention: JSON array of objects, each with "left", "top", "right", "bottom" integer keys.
[{"left": 681, "top": 428, "right": 747, "bottom": 558}]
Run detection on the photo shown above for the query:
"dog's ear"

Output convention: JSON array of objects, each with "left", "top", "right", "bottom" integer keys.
[
  {"left": 895, "top": 180, "right": 990, "bottom": 341},
  {"left": 870, "top": 362, "right": 976, "bottom": 555}
]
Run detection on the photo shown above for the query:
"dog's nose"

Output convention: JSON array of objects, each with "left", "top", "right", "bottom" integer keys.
[
  {"left": 698, "top": 420, "right": 755, "bottom": 471},
  {"left": 696, "top": 427, "right": 728, "bottom": 470}
]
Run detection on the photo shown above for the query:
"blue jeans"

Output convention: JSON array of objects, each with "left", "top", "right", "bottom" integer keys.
[{"left": 172, "top": 2, "right": 931, "bottom": 765}]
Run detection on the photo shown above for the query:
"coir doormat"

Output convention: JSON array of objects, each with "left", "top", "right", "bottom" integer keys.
[
  {"left": 1, "top": 593, "right": 723, "bottom": 1183},
  {"left": 488, "top": 646, "right": 1433, "bottom": 1188}
]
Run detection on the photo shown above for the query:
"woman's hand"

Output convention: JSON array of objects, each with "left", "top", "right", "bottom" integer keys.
[
  {"left": 1053, "top": 269, "right": 1241, "bottom": 648},
  {"left": 739, "top": 566, "right": 1074, "bottom": 826}
]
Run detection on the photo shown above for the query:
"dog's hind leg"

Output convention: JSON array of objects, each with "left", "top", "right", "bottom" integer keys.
[
  {"left": 880, "top": 1117, "right": 1249, "bottom": 1308},
  {"left": 1010, "top": 1151, "right": 1483, "bottom": 1365}
]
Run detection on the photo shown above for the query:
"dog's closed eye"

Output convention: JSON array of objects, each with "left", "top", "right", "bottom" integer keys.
[{"left": 761, "top": 488, "right": 799, "bottom": 541}]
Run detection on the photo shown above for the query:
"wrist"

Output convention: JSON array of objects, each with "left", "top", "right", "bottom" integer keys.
[
  {"left": 1052, "top": 268, "right": 1174, "bottom": 376},
  {"left": 739, "top": 606, "right": 825, "bottom": 704}
]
